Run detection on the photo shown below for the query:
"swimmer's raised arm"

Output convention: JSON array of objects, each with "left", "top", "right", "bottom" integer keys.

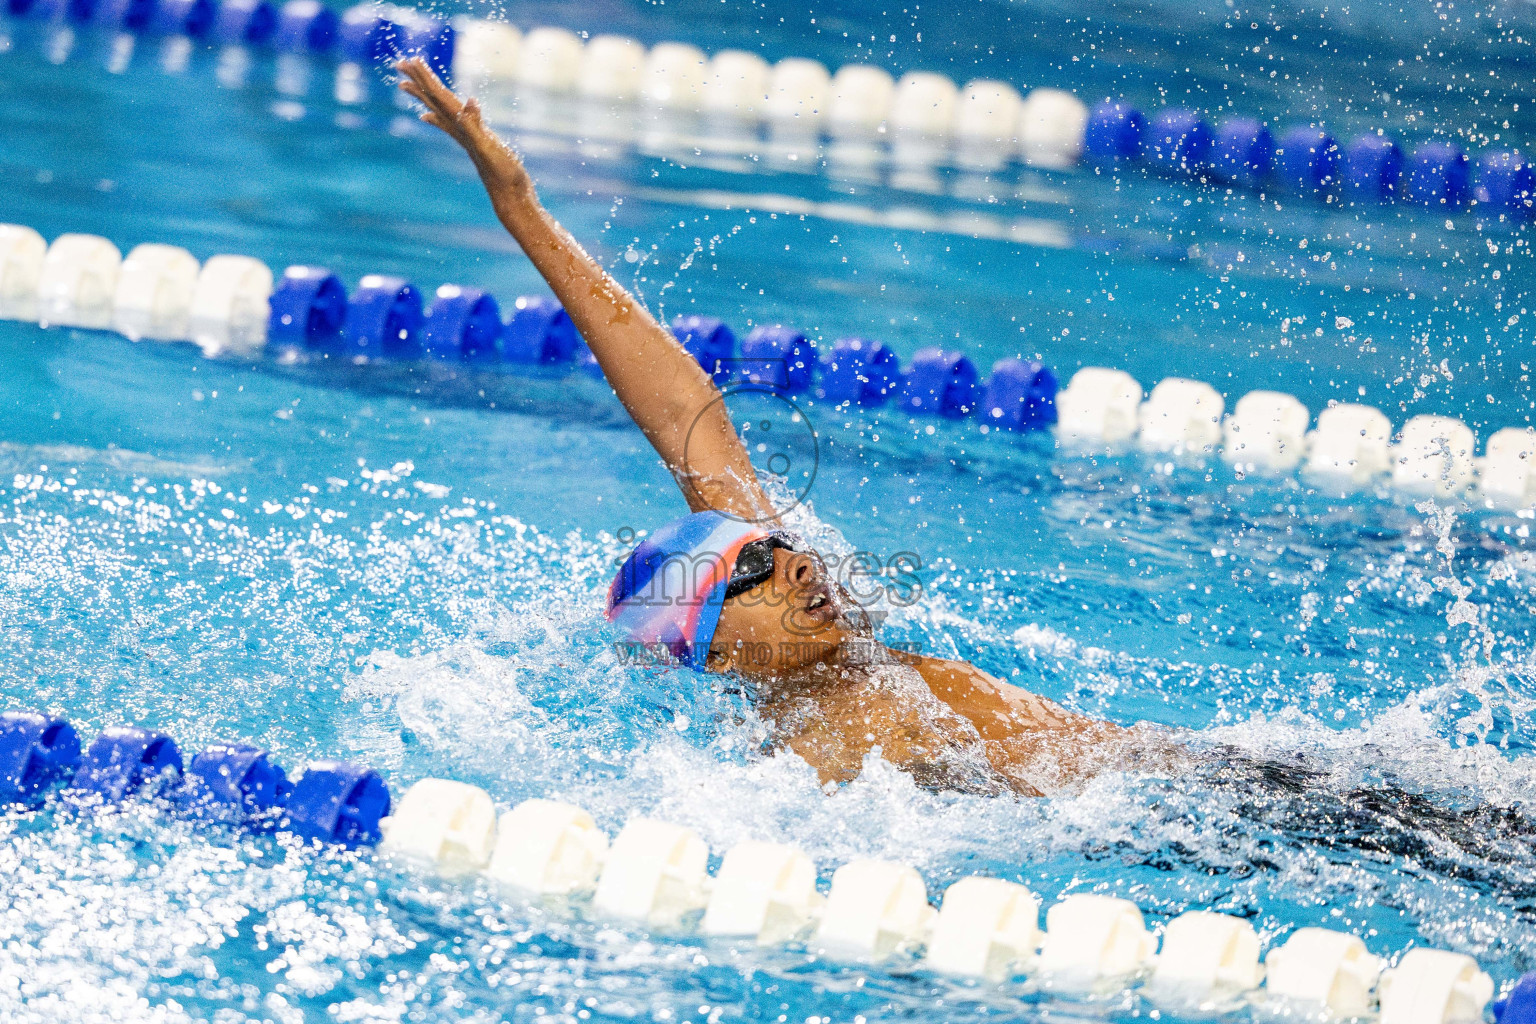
[{"left": 396, "top": 57, "right": 776, "bottom": 523}]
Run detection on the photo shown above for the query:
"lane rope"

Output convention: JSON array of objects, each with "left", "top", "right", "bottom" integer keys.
[
  {"left": 3, "top": 222, "right": 1532, "bottom": 512},
  {"left": 0, "top": 706, "right": 1520, "bottom": 1021}
]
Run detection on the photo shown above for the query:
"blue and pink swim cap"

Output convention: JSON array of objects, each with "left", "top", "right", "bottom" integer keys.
[{"left": 605, "top": 511, "right": 770, "bottom": 669}]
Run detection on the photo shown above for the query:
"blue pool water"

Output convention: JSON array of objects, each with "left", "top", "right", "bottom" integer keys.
[{"left": 2, "top": 0, "right": 1536, "bottom": 1020}]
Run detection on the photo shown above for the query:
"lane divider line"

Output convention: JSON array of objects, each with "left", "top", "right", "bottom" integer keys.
[
  {"left": 2, "top": 222, "right": 1532, "bottom": 512},
  {"left": 2, "top": 708, "right": 1515, "bottom": 1023},
  {"left": 4, "top": 0, "right": 1527, "bottom": 215}
]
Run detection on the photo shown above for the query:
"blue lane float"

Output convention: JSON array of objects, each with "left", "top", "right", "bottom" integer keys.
[
  {"left": 1276, "top": 127, "right": 1338, "bottom": 192},
  {"left": 980, "top": 358, "right": 1057, "bottom": 430},
  {"left": 1211, "top": 117, "right": 1272, "bottom": 186},
  {"left": 338, "top": 3, "right": 401, "bottom": 66},
  {"left": 1085, "top": 92, "right": 1523, "bottom": 219},
  {"left": 1407, "top": 142, "right": 1471, "bottom": 206},
  {"left": 899, "top": 347, "right": 979, "bottom": 418},
  {"left": 264, "top": 266, "right": 1057, "bottom": 437},
  {"left": 211, "top": 0, "right": 275, "bottom": 44},
  {"left": 273, "top": 0, "right": 337, "bottom": 54},
  {"left": 1498, "top": 973, "right": 1536, "bottom": 1024},
  {"left": 424, "top": 285, "right": 502, "bottom": 361},
  {"left": 671, "top": 315, "right": 736, "bottom": 383},
  {"left": 188, "top": 742, "right": 292, "bottom": 817},
  {"left": 1476, "top": 150, "right": 1534, "bottom": 215},
  {"left": 345, "top": 274, "right": 424, "bottom": 358},
  {"left": 816, "top": 337, "right": 900, "bottom": 405},
  {"left": 1085, "top": 101, "right": 1144, "bottom": 159},
  {"left": 0, "top": 710, "right": 81, "bottom": 805},
  {"left": 397, "top": 11, "right": 453, "bottom": 76},
  {"left": 146, "top": 0, "right": 214, "bottom": 37},
  {"left": 1, "top": 708, "right": 391, "bottom": 848},
  {"left": 1342, "top": 135, "right": 1403, "bottom": 200},
  {"left": 20, "top": 0, "right": 70, "bottom": 19},
  {"left": 73, "top": 726, "right": 182, "bottom": 801},
  {"left": 269, "top": 265, "right": 348, "bottom": 349},
  {"left": 502, "top": 295, "right": 578, "bottom": 364},
  {"left": 93, "top": 0, "right": 158, "bottom": 32},
  {"left": 1147, "top": 109, "right": 1211, "bottom": 174},
  {"left": 740, "top": 325, "right": 815, "bottom": 393},
  {"left": 284, "top": 760, "right": 390, "bottom": 846}
]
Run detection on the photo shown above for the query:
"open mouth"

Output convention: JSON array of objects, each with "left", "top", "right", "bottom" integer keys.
[{"left": 803, "top": 584, "right": 840, "bottom": 622}]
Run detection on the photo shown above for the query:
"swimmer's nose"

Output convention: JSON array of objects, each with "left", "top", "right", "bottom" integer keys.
[{"left": 783, "top": 551, "right": 819, "bottom": 590}]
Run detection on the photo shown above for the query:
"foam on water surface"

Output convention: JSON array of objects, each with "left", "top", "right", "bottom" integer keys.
[{"left": 1, "top": 407, "right": 1533, "bottom": 1020}]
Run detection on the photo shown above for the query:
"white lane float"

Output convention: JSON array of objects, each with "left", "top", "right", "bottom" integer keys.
[
  {"left": 451, "top": 17, "right": 520, "bottom": 82},
  {"left": 700, "top": 840, "right": 821, "bottom": 944},
  {"left": 703, "top": 50, "right": 770, "bottom": 118},
  {"left": 38, "top": 233, "right": 122, "bottom": 330},
  {"left": 379, "top": 777, "right": 498, "bottom": 873},
  {"left": 592, "top": 817, "right": 710, "bottom": 927},
  {"left": 517, "top": 26, "right": 583, "bottom": 92},
  {"left": 764, "top": 57, "right": 831, "bottom": 125},
  {"left": 1145, "top": 910, "right": 1262, "bottom": 1006},
  {"left": 643, "top": 41, "right": 708, "bottom": 109},
  {"left": 926, "top": 876, "right": 1041, "bottom": 982},
  {"left": 113, "top": 243, "right": 200, "bottom": 342},
  {"left": 1393, "top": 414, "right": 1477, "bottom": 496},
  {"left": 954, "top": 79, "right": 1023, "bottom": 145},
  {"left": 438, "top": 18, "right": 1092, "bottom": 173},
  {"left": 828, "top": 64, "right": 895, "bottom": 133},
  {"left": 1377, "top": 948, "right": 1493, "bottom": 1024},
  {"left": 485, "top": 798, "right": 608, "bottom": 895},
  {"left": 578, "top": 35, "right": 648, "bottom": 102},
  {"left": 1036, "top": 894, "right": 1157, "bottom": 990},
  {"left": 815, "top": 859, "right": 934, "bottom": 961},
  {"left": 1055, "top": 366, "right": 1144, "bottom": 444},
  {"left": 888, "top": 72, "right": 959, "bottom": 136},
  {"left": 1263, "top": 927, "right": 1384, "bottom": 1017},
  {"left": 1304, "top": 402, "right": 1394, "bottom": 485},
  {"left": 1018, "top": 88, "right": 1089, "bottom": 167},
  {"left": 1480, "top": 426, "right": 1536, "bottom": 508},
  {"left": 0, "top": 224, "right": 47, "bottom": 322},
  {"left": 1139, "top": 377, "right": 1225, "bottom": 454},
  {"left": 188, "top": 254, "right": 273, "bottom": 355},
  {"left": 1223, "top": 389, "right": 1311, "bottom": 471}
]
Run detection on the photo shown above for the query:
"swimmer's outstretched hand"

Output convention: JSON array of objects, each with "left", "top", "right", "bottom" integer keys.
[
  {"left": 395, "top": 57, "right": 532, "bottom": 201},
  {"left": 394, "top": 56, "right": 778, "bottom": 526}
]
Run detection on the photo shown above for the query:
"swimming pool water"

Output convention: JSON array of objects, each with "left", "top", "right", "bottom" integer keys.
[{"left": 2, "top": 0, "right": 1535, "bottom": 1020}]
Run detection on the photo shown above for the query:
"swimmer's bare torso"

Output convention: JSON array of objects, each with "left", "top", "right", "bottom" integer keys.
[{"left": 397, "top": 58, "right": 1170, "bottom": 796}]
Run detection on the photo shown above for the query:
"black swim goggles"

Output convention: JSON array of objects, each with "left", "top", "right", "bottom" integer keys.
[{"left": 723, "top": 532, "right": 805, "bottom": 600}]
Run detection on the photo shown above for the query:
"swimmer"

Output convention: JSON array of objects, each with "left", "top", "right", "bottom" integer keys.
[{"left": 397, "top": 58, "right": 1173, "bottom": 796}]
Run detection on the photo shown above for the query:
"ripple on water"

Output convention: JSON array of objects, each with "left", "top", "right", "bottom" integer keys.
[{"left": 0, "top": 444, "right": 1533, "bottom": 1021}]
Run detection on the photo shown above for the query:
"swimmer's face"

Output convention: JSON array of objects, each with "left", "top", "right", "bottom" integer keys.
[{"left": 708, "top": 546, "right": 875, "bottom": 681}]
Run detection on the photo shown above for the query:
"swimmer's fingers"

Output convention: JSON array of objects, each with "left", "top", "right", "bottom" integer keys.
[
  {"left": 395, "top": 57, "right": 531, "bottom": 194},
  {"left": 408, "top": 57, "right": 465, "bottom": 116},
  {"left": 396, "top": 58, "right": 464, "bottom": 121},
  {"left": 399, "top": 65, "right": 498, "bottom": 155}
]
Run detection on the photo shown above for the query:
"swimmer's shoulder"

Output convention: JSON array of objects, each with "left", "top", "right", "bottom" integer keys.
[{"left": 906, "top": 652, "right": 1108, "bottom": 738}]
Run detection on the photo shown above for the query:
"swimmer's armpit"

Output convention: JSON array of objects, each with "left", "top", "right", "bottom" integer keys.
[{"left": 395, "top": 58, "right": 778, "bottom": 526}]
